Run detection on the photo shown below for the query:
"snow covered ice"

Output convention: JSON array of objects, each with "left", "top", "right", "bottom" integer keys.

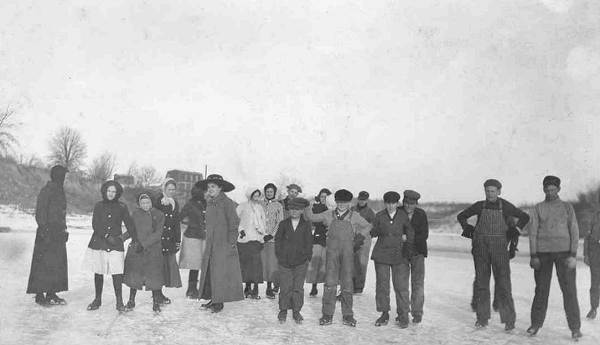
[{"left": 1, "top": 208, "right": 599, "bottom": 345}]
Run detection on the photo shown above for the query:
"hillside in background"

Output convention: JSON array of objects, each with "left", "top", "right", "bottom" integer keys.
[{"left": 1, "top": 158, "right": 597, "bottom": 237}]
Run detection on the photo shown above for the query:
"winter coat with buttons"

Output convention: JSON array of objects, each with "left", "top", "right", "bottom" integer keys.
[
  {"left": 155, "top": 193, "right": 181, "bottom": 255},
  {"left": 87, "top": 181, "right": 135, "bottom": 252}
]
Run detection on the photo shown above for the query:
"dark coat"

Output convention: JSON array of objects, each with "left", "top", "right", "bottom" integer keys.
[
  {"left": 275, "top": 216, "right": 313, "bottom": 268},
  {"left": 155, "top": 193, "right": 181, "bottom": 255},
  {"left": 180, "top": 199, "right": 206, "bottom": 239},
  {"left": 198, "top": 192, "right": 244, "bottom": 303},
  {"left": 27, "top": 181, "right": 69, "bottom": 294},
  {"left": 370, "top": 209, "right": 415, "bottom": 265},
  {"left": 400, "top": 206, "right": 429, "bottom": 257},
  {"left": 311, "top": 203, "right": 328, "bottom": 247},
  {"left": 124, "top": 207, "right": 165, "bottom": 290},
  {"left": 352, "top": 204, "right": 376, "bottom": 224},
  {"left": 88, "top": 181, "right": 135, "bottom": 252}
]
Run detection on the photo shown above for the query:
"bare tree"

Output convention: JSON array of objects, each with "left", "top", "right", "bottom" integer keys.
[
  {"left": 88, "top": 152, "right": 117, "bottom": 182},
  {"left": 136, "top": 166, "right": 159, "bottom": 187},
  {"left": 48, "top": 126, "right": 87, "bottom": 171},
  {"left": 0, "top": 106, "right": 19, "bottom": 156},
  {"left": 126, "top": 161, "right": 138, "bottom": 176}
]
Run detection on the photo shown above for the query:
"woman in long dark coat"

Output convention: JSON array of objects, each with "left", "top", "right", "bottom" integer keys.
[
  {"left": 154, "top": 178, "right": 183, "bottom": 304},
  {"left": 83, "top": 180, "right": 135, "bottom": 312},
  {"left": 179, "top": 182, "right": 208, "bottom": 299},
  {"left": 27, "top": 165, "right": 69, "bottom": 305},
  {"left": 198, "top": 174, "right": 244, "bottom": 313},
  {"left": 123, "top": 193, "right": 166, "bottom": 312}
]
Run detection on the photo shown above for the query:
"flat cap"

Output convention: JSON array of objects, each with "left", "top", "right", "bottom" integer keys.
[
  {"left": 403, "top": 190, "right": 421, "bottom": 203},
  {"left": 334, "top": 189, "right": 353, "bottom": 202},
  {"left": 383, "top": 191, "right": 401, "bottom": 204},
  {"left": 288, "top": 197, "right": 309, "bottom": 210},
  {"left": 357, "top": 191, "right": 370, "bottom": 200}
]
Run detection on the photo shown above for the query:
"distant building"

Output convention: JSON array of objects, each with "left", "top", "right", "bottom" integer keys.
[
  {"left": 165, "top": 170, "right": 203, "bottom": 198},
  {"left": 113, "top": 174, "right": 135, "bottom": 187}
]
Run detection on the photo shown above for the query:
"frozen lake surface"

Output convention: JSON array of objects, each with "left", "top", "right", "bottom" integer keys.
[{"left": 0, "top": 206, "right": 598, "bottom": 345}]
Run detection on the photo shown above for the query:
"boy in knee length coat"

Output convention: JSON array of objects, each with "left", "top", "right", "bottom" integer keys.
[{"left": 275, "top": 197, "right": 313, "bottom": 324}]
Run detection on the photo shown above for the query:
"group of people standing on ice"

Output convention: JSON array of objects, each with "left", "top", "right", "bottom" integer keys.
[{"left": 25, "top": 166, "right": 600, "bottom": 339}]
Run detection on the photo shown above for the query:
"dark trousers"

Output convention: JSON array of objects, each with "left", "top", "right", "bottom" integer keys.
[
  {"left": 409, "top": 254, "right": 425, "bottom": 317},
  {"left": 531, "top": 252, "right": 581, "bottom": 331},
  {"left": 589, "top": 241, "right": 600, "bottom": 309},
  {"left": 322, "top": 246, "right": 354, "bottom": 316},
  {"left": 473, "top": 235, "right": 516, "bottom": 324},
  {"left": 278, "top": 263, "right": 308, "bottom": 312},
  {"left": 375, "top": 262, "right": 410, "bottom": 322}
]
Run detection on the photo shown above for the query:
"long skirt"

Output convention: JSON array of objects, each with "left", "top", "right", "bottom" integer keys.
[
  {"left": 82, "top": 248, "right": 124, "bottom": 275},
  {"left": 163, "top": 253, "right": 182, "bottom": 288},
  {"left": 261, "top": 242, "right": 279, "bottom": 283},
  {"left": 305, "top": 244, "right": 327, "bottom": 284},
  {"left": 238, "top": 241, "right": 264, "bottom": 283},
  {"left": 179, "top": 236, "right": 205, "bottom": 270}
]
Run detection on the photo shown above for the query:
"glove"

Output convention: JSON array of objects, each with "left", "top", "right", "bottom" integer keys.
[
  {"left": 239, "top": 230, "right": 246, "bottom": 239},
  {"left": 565, "top": 256, "right": 577, "bottom": 270},
  {"left": 508, "top": 239, "right": 518, "bottom": 259},
  {"left": 63, "top": 231, "right": 69, "bottom": 243},
  {"left": 461, "top": 224, "right": 475, "bottom": 239},
  {"left": 530, "top": 257, "right": 541, "bottom": 270},
  {"left": 506, "top": 226, "right": 520, "bottom": 241},
  {"left": 263, "top": 234, "right": 273, "bottom": 242},
  {"left": 104, "top": 234, "right": 120, "bottom": 247},
  {"left": 584, "top": 256, "right": 590, "bottom": 266},
  {"left": 353, "top": 233, "right": 365, "bottom": 252}
]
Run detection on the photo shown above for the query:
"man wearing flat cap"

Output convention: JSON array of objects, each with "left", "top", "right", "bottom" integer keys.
[
  {"left": 457, "top": 179, "right": 530, "bottom": 331},
  {"left": 282, "top": 184, "right": 302, "bottom": 218},
  {"left": 399, "top": 190, "right": 429, "bottom": 324},
  {"left": 275, "top": 197, "right": 313, "bottom": 324},
  {"left": 305, "top": 189, "right": 371, "bottom": 327},
  {"left": 351, "top": 191, "right": 376, "bottom": 294},
  {"left": 370, "top": 191, "right": 415, "bottom": 328},
  {"left": 526, "top": 176, "right": 582, "bottom": 340}
]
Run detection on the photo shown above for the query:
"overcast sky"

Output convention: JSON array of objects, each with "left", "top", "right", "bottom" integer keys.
[{"left": 1, "top": 0, "right": 600, "bottom": 203}]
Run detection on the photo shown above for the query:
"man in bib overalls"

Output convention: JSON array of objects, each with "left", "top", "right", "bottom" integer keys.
[
  {"left": 457, "top": 179, "right": 530, "bottom": 331},
  {"left": 305, "top": 189, "right": 371, "bottom": 327}
]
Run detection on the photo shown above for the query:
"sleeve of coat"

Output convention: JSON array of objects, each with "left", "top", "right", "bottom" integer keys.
[
  {"left": 274, "top": 221, "right": 285, "bottom": 261},
  {"left": 527, "top": 205, "right": 539, "bottom": 257},
  {"left": 121, "top": 203, "right": 136, "bottom": 242},
  {"left": 305, "top": 223, "right": 313, "bottom": 262},
  {"left": 91, "top": 203, "right": 102, "bottom": 236},
  {"left": 566, "top": 203, "right": 580, "bottom": 256},
  {"left": 457, "top": 202, "right": 480, "bottom": 231},
  {"left": 304, "top": 205, "right": 330, "bottom": 225},
  {"left": 179, "top": 202, "right": 190, "bottom": 225},
  {"left": 35, "top": 186, "right": 50, "bottom": 230},
  {"left": 227, "top": 200, "right": 241, "bottom": 245},
  {"left": 415, "top": 210, "right": 429, "bottom": 242}
]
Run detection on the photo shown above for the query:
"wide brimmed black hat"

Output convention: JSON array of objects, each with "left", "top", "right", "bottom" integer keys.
[{"left": 197, "top": 174, "right": 235, "bottom": 192}]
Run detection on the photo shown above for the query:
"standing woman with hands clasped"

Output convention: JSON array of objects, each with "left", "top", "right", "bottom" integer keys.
[
  {"left": 154, "top": 178, "right": 183, "bottom": 305},
  {"left": 83, "top": 180, "right": 135, "bottom": 312}
]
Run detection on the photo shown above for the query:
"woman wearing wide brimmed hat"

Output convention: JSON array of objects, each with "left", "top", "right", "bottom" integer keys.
[{"left": 197, "top": 174, "right": 244, "bottom": 313}]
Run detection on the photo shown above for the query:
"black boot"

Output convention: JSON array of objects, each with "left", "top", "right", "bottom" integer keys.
[
  {"left": 342, "top": 315, "right": 357, "bottom": 327},
  {"left": 319, "top": 314, "right": 333, "bottom": 326},
  {"left": 201, "top": 300, "right": 213, "bottom": 309},
  {"left": 87, "top": 274, "right": 103, "bottom": 311},
  {"left": 278, "top": 310, "right": 287, "bottom": 323},
  {"left": 309, "top": 284, "right": 318, "bottom": 297},
  {"left": 586, "top": 308, "right": 597, "bottom": 319},
  {"left": 113, "top": 274, "right": 126, "bottom": 312},
  {"left": 266, "top": 282, "right": 275, "bottom": 299},
  {"left": 250, "top": 283, "right": 261, "bottom": 299},
  {"left": 292, "top": 311, "right": 303, "bottom": 324},
  {"left": 375, "top": 312, "right": 389, "bottom": 326},
  {"left": 210, "top": 302, "right": 224, "bottom": 313},
  {"left": 152, "top": 290, "right": 161, "bottom": 313},
  {"left": 187, "top": 270, "right": 199, "bottom": 299},
  {"left": 159, "top": 289, "right": 171, "bottom": 305},
  {"left": 244, "top": 283, "right": 251, "bottom": 298},
  {"left": 126, "top": 288, "right": 136, "bottom": 310},
  {"left": 571, "top": 329, "right": 583, "bottom": 340},
  {"left": 46, "top": 292, "right": 66, "bottom": 305},
  {"left": 35, "top": 293, "right": 47, "bottom": 306}
]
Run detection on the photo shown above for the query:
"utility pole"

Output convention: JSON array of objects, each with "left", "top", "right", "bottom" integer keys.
[{"left": 204, "top": 164, "right": 207, "bottom": 180}]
